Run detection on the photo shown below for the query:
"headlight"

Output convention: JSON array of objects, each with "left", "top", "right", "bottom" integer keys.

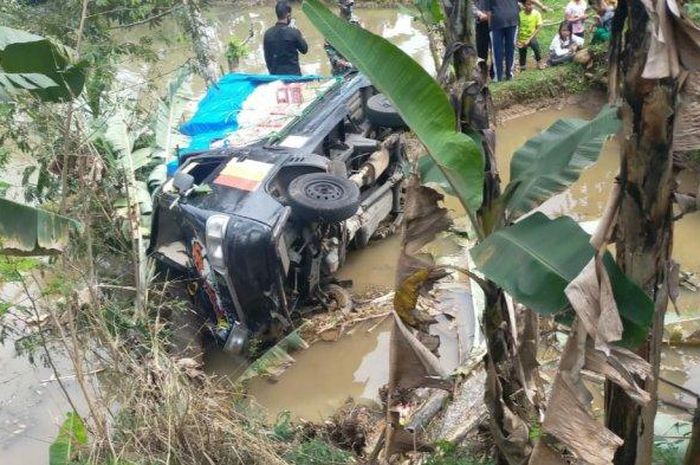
[{"left": 206, "top": 214, "right": 229, "bottom": 273}]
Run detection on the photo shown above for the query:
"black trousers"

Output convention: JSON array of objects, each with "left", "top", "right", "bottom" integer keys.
[
  {"left": 476, "top": 20, "right": 490, "bottom": 61},
  {"left": 518, "top": 38, "right": 542, "bottom": 67},
  {"left": 476, "top": 20, "right": 495, "bottom": 78}
]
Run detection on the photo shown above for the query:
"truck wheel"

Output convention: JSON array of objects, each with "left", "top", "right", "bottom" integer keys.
[
  {"left": 366, "top": 93, "right": 406, "bottom": 128},
  {"left": 287, "top": 173, "right": 360, "bottom": 223}
]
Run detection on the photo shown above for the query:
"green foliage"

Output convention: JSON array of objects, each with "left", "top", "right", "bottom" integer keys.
[
  {"left": 303, "top": 0, "right": 484, "bottom": 215},
  {"left": 683, "top": 0, "right": 700, "bottom": 25},
  {"left": 654, "top": 443, "right": 685, "bottom": 465},
  {"left": 42, "top": 273, "right": 73, "bottom": 297},
  {"left": 654, "top": 413, "right": 692, "bottom": 465},
  {"left": 49, "top": 412, "right": 88, "bottom": 465},
  {"left": 413, "top": 0, "right": 444, "bottom": 25},
  {"left": 151, "top": 66, "right": 194, "bottom": 165},
  {"left": 490, "top": 63, "right": 590, "bottom": 107},
  {"left": 0, "top": 256, "right": 39, "bottom": 282},
  {"left": 271, "top": 410, "right": 295, "bottom": 441},
  {"left": 506, "top": 105, "right": 621, "bottom": 219},
  {"left": 0, "top": 26, "right": 87, "bottom": 101},
  {"left": 424, "top": 440, "right": 494, "bottom": 465},
  {"left": 0, "top": 198, "right": 81, "bottom": 256},
  {"left": 226, "top": 38, "right": 250, "bottom": 62},
  {"left": 285, "top": 438, "right": 353, "bottom": 465},
  {"left": 470, "top": 212, "right": 654, "bottom": 347}
]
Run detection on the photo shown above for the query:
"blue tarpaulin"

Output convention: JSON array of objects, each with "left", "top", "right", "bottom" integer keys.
[{"left": 179, "top": 73, "right": 322, "bottom": 156}]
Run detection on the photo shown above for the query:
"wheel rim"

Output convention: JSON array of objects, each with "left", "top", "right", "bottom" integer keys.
[{"left": 304, "top": 179, "right": 344, "bottom": 201}]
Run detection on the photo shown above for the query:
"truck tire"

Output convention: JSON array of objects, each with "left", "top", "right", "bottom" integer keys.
[
  {"left": 366, "top": 93, "right": 406, "bottom": 128},
  {"left": 287, "top": 173, "right": 360, "bottom": 223}
]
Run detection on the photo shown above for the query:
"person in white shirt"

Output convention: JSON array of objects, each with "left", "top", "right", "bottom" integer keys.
[{"left": 548, "top": 21, "right": 584, "bottom": 65}]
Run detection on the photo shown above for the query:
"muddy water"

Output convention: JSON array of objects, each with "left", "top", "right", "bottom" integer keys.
[
  {"left": 493, "top": 99, "right": 700, "bottom": 314},
  {"left": 336, "top": 235, "right": 402, "bottom": 294},
  {"left": 243, "top": 94, "right": 700, "bottom": 422},
  {"left": 124, "top": 2, "right": 433, "bottom": 93},
  {"left": 0, "top": 283, "right": 84, "bottom": 465},
  {"left": 248, "top": 319, "right": 392, "bottom": 419}
]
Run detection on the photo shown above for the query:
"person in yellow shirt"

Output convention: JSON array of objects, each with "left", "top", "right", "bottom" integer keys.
[{"left": 517, "top": 0, "right": 545, "bottom": 70}]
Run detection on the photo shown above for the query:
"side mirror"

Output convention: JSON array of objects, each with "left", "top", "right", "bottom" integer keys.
[{"left": 173, "top": 172, "right": 195, "bottom": 193}]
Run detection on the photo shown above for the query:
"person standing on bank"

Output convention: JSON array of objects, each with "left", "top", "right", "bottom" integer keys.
[
  {"left": 263, "top": 1, "right": 309, "bottom": 75},
  {"left": 565, "top": 0, "right": 588, "bottom": 38},
  {"left": 517, "top": 0, "right": 544, "bottom": 70},
  {"left": 486, "top": 0, "right": 519, "bottom": 81}
]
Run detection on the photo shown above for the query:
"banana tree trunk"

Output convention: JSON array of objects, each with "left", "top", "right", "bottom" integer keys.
[
  {"left": 604, "top": 0, "right": 677, "bottom": 462},
  {"left": 181, "top": 0, "right": 220, "bottom": 86},
  {"left": 441, "top": 0, "right": 475, "bottom": 80},
  {"left": 438, "top": 1, "right": 541, "bottom": 462}
]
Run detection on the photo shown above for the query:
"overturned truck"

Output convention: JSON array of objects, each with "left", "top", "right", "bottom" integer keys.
[{"left": 149, "top": 72, "right": 407, "bottom": 353}]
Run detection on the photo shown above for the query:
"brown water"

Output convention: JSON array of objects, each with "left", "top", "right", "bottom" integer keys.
[
  {"left": 241, "top": 94, "right": 700, "bottom": 423},
  {"left": 123, "top": 2, "right": 434, "bottom": 94},
  {"left": 248, "top": 319, "right": 392, "bottom": 420},
  {"left": 493, "top": 100, "right": 700, "bottom": 314},
  {"left": 0, "top": 283, "right": 84, "bottom": 465}
]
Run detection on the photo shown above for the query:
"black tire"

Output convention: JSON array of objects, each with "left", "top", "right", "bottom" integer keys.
[
  {"left": 287, "top": 173, "right": 360, "bottom": 223},
  {"left": 366, "top": 93, "right": 406, "bottom": 128}
]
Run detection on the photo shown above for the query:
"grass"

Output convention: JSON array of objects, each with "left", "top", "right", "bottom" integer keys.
[
  {"left": 490, "top": 62, "right": 589, "bottom": 107},
  {"left": 285, "top": 439, "right": 354, "bottom": 465},
  {"left": 424, "top": 441, "right": 496, "bottom": 465}
]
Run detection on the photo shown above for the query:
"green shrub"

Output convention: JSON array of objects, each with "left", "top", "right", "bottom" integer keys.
[
  {"left": 285, "top": 438, "right": 353, "bottom": 465},
  {"left": 226, "top": 39, "right": 250, "bottom": 62},
  {"left": 424, "top": 440, "right": 494, "bottom": 465}
]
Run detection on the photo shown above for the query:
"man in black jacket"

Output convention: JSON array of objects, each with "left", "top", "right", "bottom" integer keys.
[{"left": 263, "top": 1, "right": 309, "bottom": 75}]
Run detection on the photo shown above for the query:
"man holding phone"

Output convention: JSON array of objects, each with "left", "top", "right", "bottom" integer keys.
[{"left": 263, "top": 1, "right": 309, "bottom": 75}]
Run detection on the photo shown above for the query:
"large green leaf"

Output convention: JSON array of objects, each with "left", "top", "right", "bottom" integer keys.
[
  {"left": 0, "top": 72, "right": 58, "bottom": 97},
  {"left": 0, "top": 199, "right": 81, "bottom": 256},
  {"left": 303, "top": 0, "right": 483, "bottom": 215},
  {"left": 0, "top": 26, "right": 87, "bottom": 102},
  {"left": 506, "top": 106, "right": 621, "bottom": 220},
  {"left": 470, "top": 212, "right": 653, "bottom": 347},
  {"left": 49, "top": 412, "right": 87, "bottom": 465},
  {"left": 153, "top": 66, "right": 194, "bottom": 162}
]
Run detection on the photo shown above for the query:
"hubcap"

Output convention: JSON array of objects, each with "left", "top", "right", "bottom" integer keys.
[{"left": 305, "top": 180, "right": 343, "bottom": 201}]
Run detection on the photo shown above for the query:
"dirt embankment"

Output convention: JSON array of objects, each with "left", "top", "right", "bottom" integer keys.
[
  {"left": 495, "top": 89, "right": 608, "bottom": 124},
  {"left": 490, "top": 44, "right": 609, "bottom": 110}
]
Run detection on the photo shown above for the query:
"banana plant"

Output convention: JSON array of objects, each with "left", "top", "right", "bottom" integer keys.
[
  {"left": 98, "top": 67, "right": 193, "bottom": 310},
  {"left": 0, "top": 27, "right": 85, "bottom": 256},
  {"left": 303, "top": 0, "right": 483, "bottom": 219},
  {"left": 302, "top": 0, "right": 648, "bottom": 346},
  {"left": 0, "top": 26, "right": 87, "bottom": 101},
  {"left": 0, "top": 198, "right": 81, "bottom": 256},
  {"left": 99, "top": 66, "right": 194, "bottom": 238},
  {"left": 303, "top": 0, "right": 653, "bottom": 461}
]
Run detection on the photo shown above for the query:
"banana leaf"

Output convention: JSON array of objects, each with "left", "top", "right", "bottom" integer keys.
[
  {"left": 470, "top": 212, "right": 653, "bottom": 347},
  {"left": 303, "top": 0, "right": 483, "bottom": 215},
  {"left": 49, "top": 412, "right": 87, "bottom": 465},
  {"left": 0, "top": 26, "right": 87, "bottom": 102},
  {"left": 153, "top": 66, "right": 194, "bottom": 162},
  {"left": 0, "top": 72, "right": 59, "bottom": 99},
  {"left": 0, "top": 198, "right": 81, "bottom": 255},
  {"left": 506, "top": 106, "right": 621, "bottom": 220}
]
